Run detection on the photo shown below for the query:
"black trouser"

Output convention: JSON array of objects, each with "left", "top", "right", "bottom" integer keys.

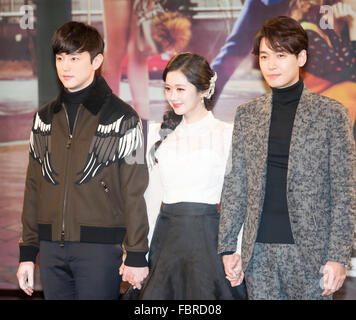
[{"left": 39, "top": 241, "right": 122, "bottom": 300}]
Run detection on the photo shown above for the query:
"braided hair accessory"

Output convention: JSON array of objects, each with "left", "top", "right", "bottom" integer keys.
[{"left": 206, "top": 72, "right": 217, "bottom": 99}]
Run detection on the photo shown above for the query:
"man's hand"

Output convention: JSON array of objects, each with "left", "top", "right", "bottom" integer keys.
[
  {"left": 222, "top": 253, "right": 244, "bottom": 287},
  {"left": 321, "top": 261, "right": 346, "bottom": 296},
  {"left": 119, "top": 263, "right": 149, "bottom": 290},
  {"left": 17, "top": 261, "right": 35, "bottom": 296}
]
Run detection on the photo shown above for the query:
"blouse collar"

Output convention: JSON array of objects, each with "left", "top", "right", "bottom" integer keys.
[{"left": 180, "top": 111, "right": 214, "bottom": 131}]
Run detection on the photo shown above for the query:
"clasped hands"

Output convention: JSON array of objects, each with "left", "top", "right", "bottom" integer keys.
[
  {"left": 119, "top": 263, "right": 149, "bottom": 290},
  {"left": 320, "top": 261, "right": 347, "bottom": 296},
  {"left": 221, "top": 254, "right": 346, "bottom": 297},
  {"left": 222, "top": 253, "right": 244, "bottom": 287}
]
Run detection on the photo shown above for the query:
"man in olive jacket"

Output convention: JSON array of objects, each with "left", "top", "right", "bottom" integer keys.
[
  {"left": 16, "top": 21, "right": 149, "bottom": 299},
  {"left": 218, "top": 16, "right": 356, "bottom": 299}
]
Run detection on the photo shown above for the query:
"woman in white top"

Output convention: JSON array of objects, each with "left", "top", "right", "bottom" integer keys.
[{"left": 140, "top": 52, "right": 246, "bottom": 300}]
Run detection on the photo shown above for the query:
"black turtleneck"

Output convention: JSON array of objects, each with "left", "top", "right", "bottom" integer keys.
[
  {"left": 61, "top": 77, "right": 96, "bottom": 134},
  {"left": 256, "top": 77, "right": 304, "bottom": 244}
]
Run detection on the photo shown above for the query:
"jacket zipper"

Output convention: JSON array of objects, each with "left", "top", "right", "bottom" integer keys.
[{"left": 60, "top": 104, "right": 81, "bottom": 247}]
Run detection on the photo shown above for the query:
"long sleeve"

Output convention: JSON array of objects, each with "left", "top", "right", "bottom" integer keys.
[
  {"left": 19, "top": 153, "right": 41, "bottom": 263},
  {"left": 218, "top": 108, "right": 248, "bottom": 254},
  {"left": 144, "top": 123, "right": 163, "bottom": 245},
  {"left": 119, "top": 120, "right": 149, "bottom": 267},
  {"left": 326, "top": 103, "right": 356, "bottom": 266}
]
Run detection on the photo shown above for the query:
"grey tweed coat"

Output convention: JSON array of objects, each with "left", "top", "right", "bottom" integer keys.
[{"left": 218, "top": 86, "right": 356, "bottom": 275}]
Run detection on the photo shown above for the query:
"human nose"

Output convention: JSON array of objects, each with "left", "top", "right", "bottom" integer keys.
[
  {"left": 267, "top": 56, "right": 276, "bottom": 70},
  {"left": 171, "top": 89, "right": 178, "bottom": 100},
  {"left": 62, "top": 57, "right": 71, "bottom": 71},
  {"left": 167, "top": 89, "right": 178, "bottom": 101}
]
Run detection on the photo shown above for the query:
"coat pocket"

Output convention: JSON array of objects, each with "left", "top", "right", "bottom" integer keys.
[{"left": 100, "top": 179, "right": 119, "bottom": 218}]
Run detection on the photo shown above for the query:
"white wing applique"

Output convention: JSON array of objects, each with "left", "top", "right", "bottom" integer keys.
[
  {"left": 30, "top": 113, "right": 58, "bottom": 185},
  {"left": 77, "top": 115, "right": 143, "bottom": 184}
]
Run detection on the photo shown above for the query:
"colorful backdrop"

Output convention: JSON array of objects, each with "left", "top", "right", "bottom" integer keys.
[{"left": 0, "top": 0, "right": 355, "bottom": 296}]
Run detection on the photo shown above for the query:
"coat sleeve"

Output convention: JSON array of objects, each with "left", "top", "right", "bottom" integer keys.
[
  {"left": 144, "top": 122, "right": 163, "bottom": 246},
  {"left": 19, "top": 152, "right": 41, "bottom": 263},
  {"left": 119, "top": 117, "right": 149, "bottom": 267},
  {"left": 218, "top": 107, "right": 248, "bottom": 254},
  {"left": 326, "top": 103, "right": 356, "bottom": 266}
]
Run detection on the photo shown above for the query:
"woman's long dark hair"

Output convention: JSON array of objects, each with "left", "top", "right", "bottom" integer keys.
[{"left": 150, "top": 52, "right": 215, "bottom": 165}]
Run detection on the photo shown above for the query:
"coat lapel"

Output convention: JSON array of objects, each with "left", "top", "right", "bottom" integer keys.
[
  {"left": 287, "top": 86, "right": 317, "bottom": 188},
  {"left": 242, "top": 93, "right": 272, "bottom": 215},
  {"left": 243, "top": 93, "right": 272, "bottom": 178},
  {"left": 254, "top": 94, "right": 272, "bottom": 182}
]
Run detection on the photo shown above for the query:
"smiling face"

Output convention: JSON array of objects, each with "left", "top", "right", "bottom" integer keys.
[
  {"left": 259, "top": 37, "right": 307, "bottom": 89},
  {"left": 164, "top": 70, "right": 208, "bottom": 123},
  {"left": 55, "top": 51, "right": 103, "bottom": 92}
]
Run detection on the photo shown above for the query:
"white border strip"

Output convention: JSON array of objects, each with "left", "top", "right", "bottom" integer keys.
[
  {"left": 347, "top": 257, "right": 356, "bottom": 278},
  {"left": 0, "top": 140, "right": 29, "bottom": 147}
]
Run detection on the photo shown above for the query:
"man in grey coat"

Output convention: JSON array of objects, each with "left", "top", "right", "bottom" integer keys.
[{"left": 218, "top": 16, "right": 356, "bottom": 300}]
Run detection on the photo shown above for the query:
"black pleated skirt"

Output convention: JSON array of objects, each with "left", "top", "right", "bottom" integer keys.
[{"left": 139, "top": 202, "right": 247, "bottom": 300}]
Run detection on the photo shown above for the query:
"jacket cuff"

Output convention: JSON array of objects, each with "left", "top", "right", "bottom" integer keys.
[
  {"left": 220, "top": 251, "right": 235, "bottom": 256},
  {"left": 326, "top": 254, "right": 351, "bottom": 269},
  {"left": 125, "top": 251, "right": 148, "bottom": 267},
  {"left": 19, "top": 245, "right": 39, "bottom": 263}
]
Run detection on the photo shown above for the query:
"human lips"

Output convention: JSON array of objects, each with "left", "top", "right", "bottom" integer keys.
[
  {"left": 172, "top": 103, "right": 182, "bottom": 109},
  {"left": 267, "top": 74, "right": 281, "bottom": 80},
  {"left": 62, "top": 75, "right": 74, "bottom": 81}
]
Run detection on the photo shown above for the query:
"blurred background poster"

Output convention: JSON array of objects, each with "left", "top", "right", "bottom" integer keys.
[{"left": 0, "top": 0, "right": 355, "bottom": 296}]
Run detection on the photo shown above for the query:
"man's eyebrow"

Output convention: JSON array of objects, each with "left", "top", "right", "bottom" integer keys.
[{"left": 55, "top": 52, "right": 81, "bottom": 56}]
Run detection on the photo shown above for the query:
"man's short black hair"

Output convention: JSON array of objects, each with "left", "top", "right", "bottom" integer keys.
[
  {"left": 253, "top": 16, "right": 308, "bottom": 56},
  {"left": 52, "top": 21, "right": 104, "bottom": 62}
]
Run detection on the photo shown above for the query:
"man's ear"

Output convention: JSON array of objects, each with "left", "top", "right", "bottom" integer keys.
[
  {"left": 92, "top": 53, "right": 104, "bottom": 71},
  {"left": 297, "top": 49, "right": 307, "bottom": 67}
]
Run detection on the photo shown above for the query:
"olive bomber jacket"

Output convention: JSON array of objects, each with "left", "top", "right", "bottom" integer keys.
[{"left": 19, "top": 75, "right": 149, "bottom": 267}]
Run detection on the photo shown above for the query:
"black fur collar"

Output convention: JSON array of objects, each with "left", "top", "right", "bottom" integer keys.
[{"left": 53, "top": 75, "right": 112, "bottom": 115}]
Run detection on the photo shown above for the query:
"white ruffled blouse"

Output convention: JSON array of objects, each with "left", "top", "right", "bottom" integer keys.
[
  {"left": 144, "top": 111, "right": 243, "bottom": 254},
  {"left": 156, "top": 111, "right": 232, "bottom": 204}
]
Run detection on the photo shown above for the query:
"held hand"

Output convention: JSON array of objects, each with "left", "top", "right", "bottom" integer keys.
[
  {"left": 119, "top": 262, "right": 125, "bottom": 279},
  {"left": 228, "top": 270, "right": 245, "bottom": 287},
  {"left": 17, "top": 262, "right": 35, "bottom": 296},
  {"left": 222, "top": 253, "right": 244, "bottom": 286},
  {"left": 321, "top": 261, "right": 346, "bottom": 296},
  {"left": 120, "top": 264, "right": 149, "bottom": 290}
]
